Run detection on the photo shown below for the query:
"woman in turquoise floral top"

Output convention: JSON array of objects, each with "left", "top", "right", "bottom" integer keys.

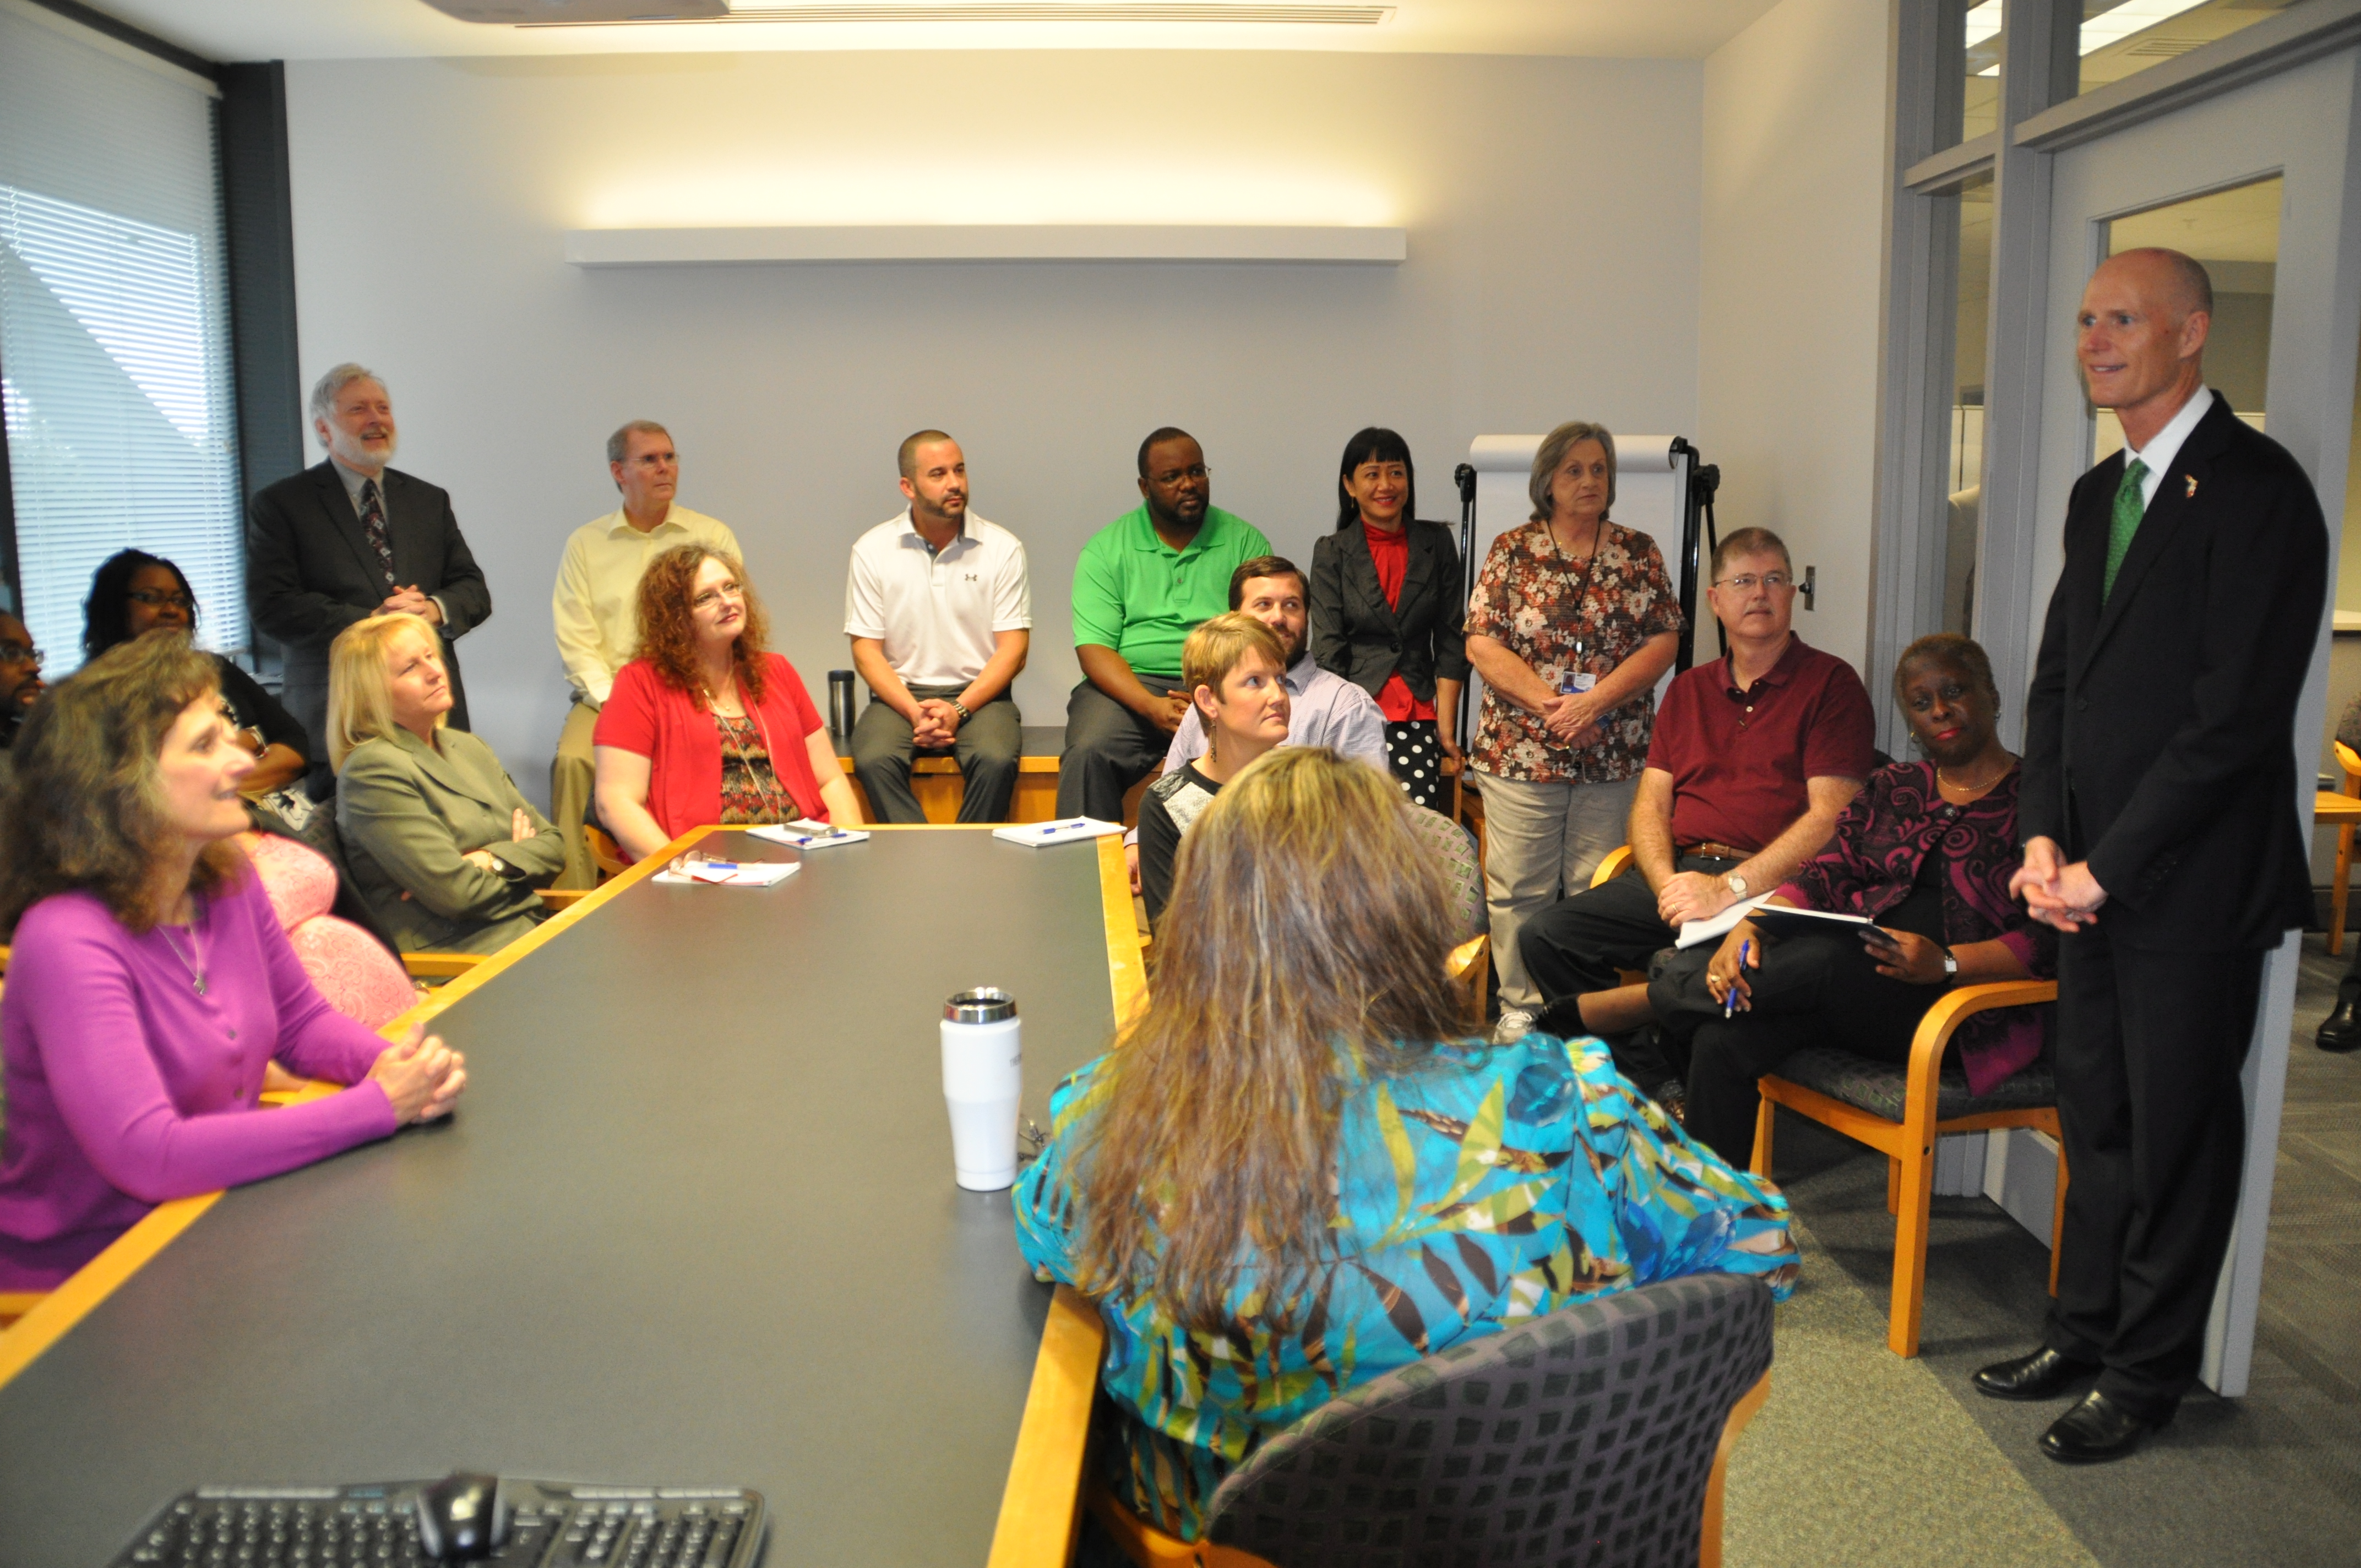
[{"left": 1014, "top": 748, "right": 1798, "bottom": 1542}]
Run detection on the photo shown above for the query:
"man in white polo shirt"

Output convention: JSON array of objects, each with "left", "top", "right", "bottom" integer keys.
[
  {"left": 845, "top": 429, "right": 1031, "bottom": 823},
  {"left": 550, "top": 419, "right": 742, "bottom": 885}
]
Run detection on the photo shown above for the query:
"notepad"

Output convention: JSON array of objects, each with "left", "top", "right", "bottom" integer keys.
[
  {"left": 1674, "top": 892, "right": 1774, "bottom": 949},
  {"left": 992, "top": 817, "right": 1125, "bottom": 847},
  {"left": 1745, "top": 906, "right": 1876, "bottom": 943},
  {"left": 654, "top": 859, "right": 800, "bottom": 886},
  {"left": 751, "top": 820, "right": 871, "bottom": 849}
]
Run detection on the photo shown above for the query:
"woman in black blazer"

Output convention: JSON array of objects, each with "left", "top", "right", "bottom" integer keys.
[{"left": 1308, "top": 428, "right": 1468, "bottom": 810}]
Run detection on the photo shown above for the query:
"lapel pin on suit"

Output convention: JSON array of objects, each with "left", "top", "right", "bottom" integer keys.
[{"left": 2185, "top": 474, "right": 2199, "bottom": 498}]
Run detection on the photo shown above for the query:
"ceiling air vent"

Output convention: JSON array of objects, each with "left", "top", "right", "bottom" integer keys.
[{"left": 2121, "top": 35, "right": 2208, "bottom": 57}]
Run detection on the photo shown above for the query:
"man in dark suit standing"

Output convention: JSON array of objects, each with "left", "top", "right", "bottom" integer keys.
[
  {"left": 1979, "top": 248, "right": 2326, "bottom": 1462},
  {"left": 247, "top": 363, "right": 492, "bottom": 774}
]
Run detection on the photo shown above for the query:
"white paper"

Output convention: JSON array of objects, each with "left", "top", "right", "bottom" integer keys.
[
  {"left": 653, "top": 860, "right": 800, "bottom": 886},
  {"left": 751, "top": 820, "right": 870, "bottom": 848},
  {"left": 992, "top": 817, "right": 1125, "bottom": 847},
  {"left": 1673, "top": 892, "right": 1774, "bottom": 949}
]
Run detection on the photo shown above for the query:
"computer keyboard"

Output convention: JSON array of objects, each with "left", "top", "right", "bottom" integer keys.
[{"left": 108, "top": 1480, "right": 765, "bottom": 1568}]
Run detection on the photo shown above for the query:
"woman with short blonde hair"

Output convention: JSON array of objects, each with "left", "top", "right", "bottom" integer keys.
[
  {"left": 331, "top": 613, "right": 562, "bottom": 955},
  {"left": 1134, "top": 612, "right": 1291, "bottom": 925},
  {"left": 0, "top": 635, "right": 464, "bottom": 1289},
  {"left": 1015, "top": 747, "right": 1796, "bottom": 1542}
]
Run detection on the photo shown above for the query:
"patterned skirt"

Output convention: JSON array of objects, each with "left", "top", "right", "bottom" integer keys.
[{"left": 1385, "top": 720, "right": 1449, "bottom": 811}]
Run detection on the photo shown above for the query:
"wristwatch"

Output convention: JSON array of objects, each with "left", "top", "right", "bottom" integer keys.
[
  {"left": 1940, "top": 947, "right": 1959, "bottom": 980},
  {"left": 950, "top": 700, "right": 972, "bottom": 722},
  {"left": 1724, "top": 872, "right": 1749, "bottom": 898}
]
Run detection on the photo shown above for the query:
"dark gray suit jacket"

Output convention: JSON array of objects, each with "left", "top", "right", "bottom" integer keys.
[
  {"left": 2020, "top": 396, "right": 2326, "bottom": 950},
  {"left": 1308, "top": 519, "right": 1470, "bottom": 706},
  {"left": 246, "top": 460, "right": 493, "bottom": 763}
]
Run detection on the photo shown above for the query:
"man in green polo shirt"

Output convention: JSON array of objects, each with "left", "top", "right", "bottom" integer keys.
[{"left": 1057, "top": 427, "right": 1274, "bottom": 820}]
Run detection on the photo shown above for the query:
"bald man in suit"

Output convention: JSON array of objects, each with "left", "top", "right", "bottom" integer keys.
[
  {"left": 246, "top": 364, "right": 492, "bottom": 778},
  {"left": 1976, "top": 248, "right": 2326, "bottom": 1463}
]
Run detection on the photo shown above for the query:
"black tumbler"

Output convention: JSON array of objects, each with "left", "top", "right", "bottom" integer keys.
[{"left": 828, "top": 669, "right": 857, "bottom": 739}]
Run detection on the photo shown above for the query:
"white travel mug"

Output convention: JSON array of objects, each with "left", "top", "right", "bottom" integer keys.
[{"left": 942, "top": 988, "right": 1022, "bottom": 1191}]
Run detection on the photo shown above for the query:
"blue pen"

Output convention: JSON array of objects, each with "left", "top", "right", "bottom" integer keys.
[
  {"left": 1040, "top": 819, "right": 1084, "bottom": 835},
  {"left": 1724, "top": 939, "right": 1751, "bottom": 1017}
]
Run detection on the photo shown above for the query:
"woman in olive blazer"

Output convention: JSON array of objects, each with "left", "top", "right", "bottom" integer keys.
[
  {"left": 329, "top": 613, "right": 563, "bottom": 955},
  {"left": 1308, "top": 428, "right": 1469, "bottom": 810}
]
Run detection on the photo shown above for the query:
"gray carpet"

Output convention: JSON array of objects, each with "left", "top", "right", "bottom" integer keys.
[{"left": 1728, "top": 941, "right": 2361, "bottom": 1567}]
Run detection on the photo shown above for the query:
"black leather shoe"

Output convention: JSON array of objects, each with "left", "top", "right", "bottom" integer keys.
[
  {"left": 2039, "top": 1391, "right": 2167, "bottom": 1464},
  {"left": 2318, "top": 995, "right": 2361, "bottom": 1053},
  {"left": 1972, "top": 1347, "right": 2101, "bottom": 1401}
]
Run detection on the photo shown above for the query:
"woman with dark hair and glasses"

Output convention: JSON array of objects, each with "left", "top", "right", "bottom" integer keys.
[
  {"left": 1307, "top": 428, "right": 1468, "bottom": 813},
  {"left": 84, "top": 549, "right": 310, "bottom": 796}
]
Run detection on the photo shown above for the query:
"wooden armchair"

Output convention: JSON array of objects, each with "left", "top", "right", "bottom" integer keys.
[
  {"left": 1750, "top": 977, "right": 2065, "bottom": 1357},
  {"left": 2327, "top": 740, "right": 2361, "bottom": 955}
]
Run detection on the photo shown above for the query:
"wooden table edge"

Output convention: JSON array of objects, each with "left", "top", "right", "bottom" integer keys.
[{"left": 985, "top": 832, "right": 1130, "bottom": 1568}]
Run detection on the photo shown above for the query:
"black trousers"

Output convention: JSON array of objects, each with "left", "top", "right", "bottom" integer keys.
[
  {"left": 848, "top": 687, "right": 1022, "bottom": 824},
  {"left": 1518, "top": 853, "right": 1739, "bottom": 1082},
  {"left": 1646, "top": 933, "right": 1943, "bottom": 1167},
  {"left": 1056, "top": 676, "right": 1180, "bottom": 821},
  {"left": 2044, "top": 924, "right": 2264, "bottom": 1420}
]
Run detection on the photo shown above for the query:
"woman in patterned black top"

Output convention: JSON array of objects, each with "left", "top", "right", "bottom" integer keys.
[{"left": 1646, "top": 635, "right": 2056, "bottom": 1164}]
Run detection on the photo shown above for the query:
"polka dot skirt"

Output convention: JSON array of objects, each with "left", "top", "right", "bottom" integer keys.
[{"left": 1386, "top": 720, "right": 1449, "bottom": 812}]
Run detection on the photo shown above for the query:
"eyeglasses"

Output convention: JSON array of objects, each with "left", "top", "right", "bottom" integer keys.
[
  {"left": 690, "top": 582, "right": 746, "bottom": 609},
  {"left": 623, "top": 453, "right": 676, "bottom": 470},
  {"left": 1150, "top": 465, "right": 1211, "bottom": 486},
  {"left": 1712, "top": 572, "right": 1794, "bottom": 594},
  {"left": 0, "top": 641, "right": 39, "bottom": 665},
  {"left": 129, "top": 589, "right": 197, "bottom": 611}
]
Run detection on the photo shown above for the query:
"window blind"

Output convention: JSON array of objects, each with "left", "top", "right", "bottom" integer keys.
[{"left": 0, "top": 5, "right": 242, "bottom": 674}]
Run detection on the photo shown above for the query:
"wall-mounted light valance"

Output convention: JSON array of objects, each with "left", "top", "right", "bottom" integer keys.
[{"left": 562, "top": 224, "right": 1406, "bottom": 266}]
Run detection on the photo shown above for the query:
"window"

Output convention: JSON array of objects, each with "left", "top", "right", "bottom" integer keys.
[{"left": 0, "top": 6, "right": 243, "bottom": 676}]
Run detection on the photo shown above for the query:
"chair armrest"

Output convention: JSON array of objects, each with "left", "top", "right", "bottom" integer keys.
[
  {"left": 1590, "top": 845, "right": 1634, "bottom": 888},
  {"left": 538, "top": 889, "right": 591, "bottom": 909},
  {"left": 1901, "top": 979, "right": 2059, "bottom": 1137},
  {"left": 403, "top": 952, "right": 487, "bottom": 979},
  {"left": 2338, "top": 740, "right": 2361, "bottom": 794},
  {"left": 1445, "top": 934, "right": 1489, "bottom": 982}
]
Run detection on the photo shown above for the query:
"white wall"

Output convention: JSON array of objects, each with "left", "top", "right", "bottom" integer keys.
[
  {"left": 282, "top": 50, "right": 1706, "bottom": 805},
  {"left": 1699, "top": 0, "right": 1891, "bottom": 679}
]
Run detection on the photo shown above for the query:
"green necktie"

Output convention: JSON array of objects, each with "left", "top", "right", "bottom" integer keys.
[{"left": 2102, "top": 456, "right": 2149, "bottom": 601}]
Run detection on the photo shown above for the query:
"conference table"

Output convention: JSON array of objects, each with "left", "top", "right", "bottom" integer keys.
[{"left": 0, "top": 825, "right": 1141, "bottom": 1567}]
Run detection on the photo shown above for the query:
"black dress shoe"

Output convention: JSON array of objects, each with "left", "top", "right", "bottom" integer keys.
[
  {"left": 2318, "top": 995, "right": 2361, "bottom": 1053},
  {"left": 2039, "top": 1391, "right": 2167, "bottom": 1464},
  {"left": 1972, "top": 1347, "right": 2101, "bottom": 1401}
]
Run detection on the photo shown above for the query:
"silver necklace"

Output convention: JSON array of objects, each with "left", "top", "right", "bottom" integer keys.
[{"left": 159, "top": 903, "right": 208, "bottom": 995}]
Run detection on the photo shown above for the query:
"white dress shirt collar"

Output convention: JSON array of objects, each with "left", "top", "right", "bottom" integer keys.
[{"left": 2122, "top": 385, "right": 2213, "bottom": 510}]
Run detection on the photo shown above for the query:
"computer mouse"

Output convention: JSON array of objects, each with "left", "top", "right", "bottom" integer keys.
[{"left": 416, "top": 1472, "right": 508, "bottom": 1561}]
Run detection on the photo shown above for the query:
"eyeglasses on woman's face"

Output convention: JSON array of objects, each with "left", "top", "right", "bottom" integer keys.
[
  {"left": 690, "top": 581, "right": 746, "bottom": 611},
  {"left": 128, "top": 589, "right": 197, "bottom": 611}
]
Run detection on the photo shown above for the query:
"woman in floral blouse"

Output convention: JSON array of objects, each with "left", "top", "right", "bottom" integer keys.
[
  {"left": 1466, "top": 421, "right": 1683, "bottom": 1042},
  {"left": 1014, "top": 748, "right": 1796, "bottom": 1543},
  {"left": 1647, "top": 635, "right": 2055, "bottom": 1164}
]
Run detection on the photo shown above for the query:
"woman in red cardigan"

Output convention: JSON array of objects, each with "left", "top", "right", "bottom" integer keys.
[{"left": 592, "top": 545, "right": 864, "bottom": 861}]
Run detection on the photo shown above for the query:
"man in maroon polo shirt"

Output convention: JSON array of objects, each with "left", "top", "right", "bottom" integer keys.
[{"left": 1519, "top": 527, "right": 1876, "bottom": 1103}]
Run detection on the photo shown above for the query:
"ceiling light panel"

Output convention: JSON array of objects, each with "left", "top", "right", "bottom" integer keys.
[{"left": 502, "top": 1, "right": 1395, "bottom": 23}]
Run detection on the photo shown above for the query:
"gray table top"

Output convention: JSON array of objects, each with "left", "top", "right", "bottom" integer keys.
[{"left": 0, "top": 828, "right": 1117, "bottom": 1567}]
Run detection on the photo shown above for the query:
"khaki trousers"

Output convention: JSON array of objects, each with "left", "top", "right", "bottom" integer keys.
[
  {"left": 550, "top": 699, "right": 601, "bottom": 890},
  {"left": 1471, "top": 770, "right": 1636, "bottom": 1011}
]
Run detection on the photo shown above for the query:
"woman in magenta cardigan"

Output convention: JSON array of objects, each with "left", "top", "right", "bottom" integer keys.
[
  {"left": 0, "top": 635, "right": 466, "bottom": 1290},
  {"left": 594, "top": 545, "right": 864, "bottom": 861}
]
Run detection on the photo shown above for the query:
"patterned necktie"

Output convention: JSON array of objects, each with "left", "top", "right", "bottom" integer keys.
[
  {"left": 358, "top": 478, "right": 396, "bottom": 591},
  {"left": 2101, "top": 456, "right": 2149, "bottom": 602}
]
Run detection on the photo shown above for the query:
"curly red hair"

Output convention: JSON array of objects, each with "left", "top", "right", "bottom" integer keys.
[{"left": 633, "top": 544, "right": 772, "bottom": 705}]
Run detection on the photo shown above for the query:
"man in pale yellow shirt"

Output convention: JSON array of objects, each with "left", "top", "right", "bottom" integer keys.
[{"left": 550, "top": 420, "right": 742, "bottom": 886}]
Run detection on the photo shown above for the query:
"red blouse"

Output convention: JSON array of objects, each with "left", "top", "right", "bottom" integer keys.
[
  {"left": 1362, "top": 522, "right": 1435, "bottom": 723},
  {"left": 594, "top": 654, "right": 830, "bottom": 848}
]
